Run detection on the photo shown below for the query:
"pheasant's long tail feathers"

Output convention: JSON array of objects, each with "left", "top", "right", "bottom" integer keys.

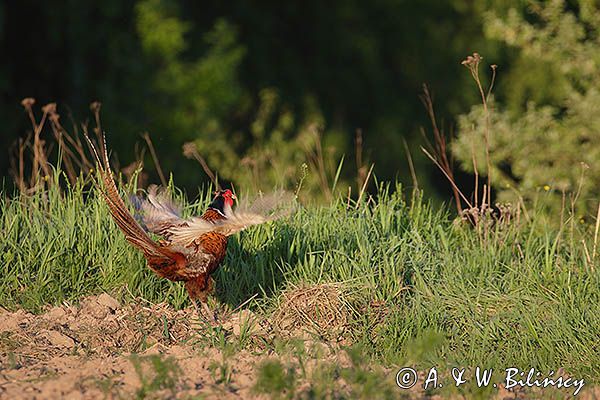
[{"left": 84, "top": 132, "right": 183, "bottom": 264}]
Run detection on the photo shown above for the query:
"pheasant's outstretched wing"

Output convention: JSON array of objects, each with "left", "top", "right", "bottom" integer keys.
[
  {"left": 85, "top": 132, "right": 186, "bottom": 272},
  {"left": 168, "top": 191, "right": 295, "bottom": 246},
  {"left": 132, "top": 185, "right": 186, "bottom": 238}
]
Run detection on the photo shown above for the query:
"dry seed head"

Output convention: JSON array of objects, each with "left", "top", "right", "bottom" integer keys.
[
  {"left": 182, "top": 142, "right": 196, "bottom": 159},
  {"left": 89, "top": 101, "right": 102, "bottom": 113},
  {"left": 461, "top": 52, "right": 482, "bottom": 68},
  {"left": 21, "top": 97, "right": 35, "bottom": 108},
  {"left": 42, "top": 103, "right": 57, "bottom": 114}
]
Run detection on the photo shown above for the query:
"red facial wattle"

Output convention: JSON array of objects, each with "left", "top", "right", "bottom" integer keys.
[{"left": 222, "top": 190, "right": 236, "bottom": 207}]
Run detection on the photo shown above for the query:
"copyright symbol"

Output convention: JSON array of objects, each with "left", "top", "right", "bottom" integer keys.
[{"left": 396, "top": 367, "right": 418, "bottom": 389}]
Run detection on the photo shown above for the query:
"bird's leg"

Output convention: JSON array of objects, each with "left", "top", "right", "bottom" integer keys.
[
  {"left": 202, "top": 277, "right": 218, "bottom": 323},
  {"left": 185, "top": 276, "right": 217, "bottom": 324},
  {"left": 198, "top": 286, "right": 217, "bottom": 323},
  {"left": 191, "top": 298, "right": 202, "bottom": 319},
  {"left": 186, "top": 279, "right": 207, "bottom": 323},
  {"left": 201, "top": 301, "right": 216, "bottom": 323},
  {"left": 190, "top": 298, "right": 209, "bottom": 325}
]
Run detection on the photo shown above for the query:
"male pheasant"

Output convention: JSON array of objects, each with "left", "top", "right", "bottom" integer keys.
[{"left": 86, "top": 133, "right": 292, "bottom": 320}]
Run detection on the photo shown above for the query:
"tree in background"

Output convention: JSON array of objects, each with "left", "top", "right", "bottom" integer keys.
[
  {"left": 135, "top": 0, "right": 349, "bottom": 200},
  {"left": 453, "top": 0, "right": 600, "bottom": 214}
]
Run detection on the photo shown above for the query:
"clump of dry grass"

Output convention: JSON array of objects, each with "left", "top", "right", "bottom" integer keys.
[{"left": 272, "top": 283, "right": 349, "bottom": 340}]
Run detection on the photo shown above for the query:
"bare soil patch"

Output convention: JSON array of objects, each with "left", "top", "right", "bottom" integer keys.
[{"left": 0, "top": 294, "right": 268, "bottom": 399}]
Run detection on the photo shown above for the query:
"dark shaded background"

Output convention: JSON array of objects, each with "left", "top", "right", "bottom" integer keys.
[{"left": 0, "top": 0, "right": 515, "bottom": 199}]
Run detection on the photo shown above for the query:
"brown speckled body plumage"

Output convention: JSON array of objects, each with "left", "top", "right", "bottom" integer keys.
[{"left": 181, "top": 209, "right": 229, "bottom": 303}]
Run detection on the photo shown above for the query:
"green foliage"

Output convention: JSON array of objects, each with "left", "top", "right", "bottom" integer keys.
[
  {"left": 136, "top": 0, "right": 245, "bottom": 144},
  {"left": 130, "top": 354, "right": 181, "bottom": 399},
  {"left": 191, "top": 87, "right": 349, "bottom": 200},
  {"left": 134, "top": 1, "right": 349, "bottom": 199},
  {"left": 338, "top": 348, "right": 397, "bottom": 399},
  {"left": 254, "top": 345, "right": 401, "bottom": 399},
  {"left": 136, "top": 0, "right": 189, "bottom": 60},
  {"left": 454, "top": 0, "right": 600, "bottom": 213},
  {"left": 254, "top": 360, "right": 297, "bottom": 399},
  {"left": 1, "top": 0, "right": 506, "bottom": 195}
]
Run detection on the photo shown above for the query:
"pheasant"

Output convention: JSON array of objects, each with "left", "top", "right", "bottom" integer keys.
[{"left": 86, "top": 133, "right": 293, "bottom": 320}]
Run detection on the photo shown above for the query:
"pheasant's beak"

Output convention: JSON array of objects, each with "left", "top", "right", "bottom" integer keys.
[{"left": 231, "top": 193, "right": 237, "bottom": 201}]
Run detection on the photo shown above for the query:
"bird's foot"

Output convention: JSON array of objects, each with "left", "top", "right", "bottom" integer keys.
[
  {"left": 202, "top": 302, "right": 218, "bottom": 325},
  {"left": 191, "top": 300, "right": 218, "bottom": 326}
]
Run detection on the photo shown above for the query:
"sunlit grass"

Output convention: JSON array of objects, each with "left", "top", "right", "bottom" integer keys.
[{"left": 1, "top": 174, "right": 600, "bottom": 383}]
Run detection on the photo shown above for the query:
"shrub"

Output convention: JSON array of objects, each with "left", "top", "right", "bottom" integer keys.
[{"left": 453, "top": 0, "right": 600, "bottom": 214}]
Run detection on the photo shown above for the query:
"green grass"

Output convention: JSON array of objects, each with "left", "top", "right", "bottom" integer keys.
[
  {"left": 130, "top": 354, "right": 182, "bottom": 399},
  {"left": 1, "top": 173, "right": 600, "bottom": 384},
  {"left": 252, "top": 343, "right": 405, "bottom": 399}
]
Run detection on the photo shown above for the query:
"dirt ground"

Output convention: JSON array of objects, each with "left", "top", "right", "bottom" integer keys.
[
  {"left": 1, "top": 294, "right": 598, "bottom": 399},
  {"left": 0, "top": 294, "right": 274, "bottom": 399},
  {"left": 0, "top": 292, "right": 372, "bottom": 399}
]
